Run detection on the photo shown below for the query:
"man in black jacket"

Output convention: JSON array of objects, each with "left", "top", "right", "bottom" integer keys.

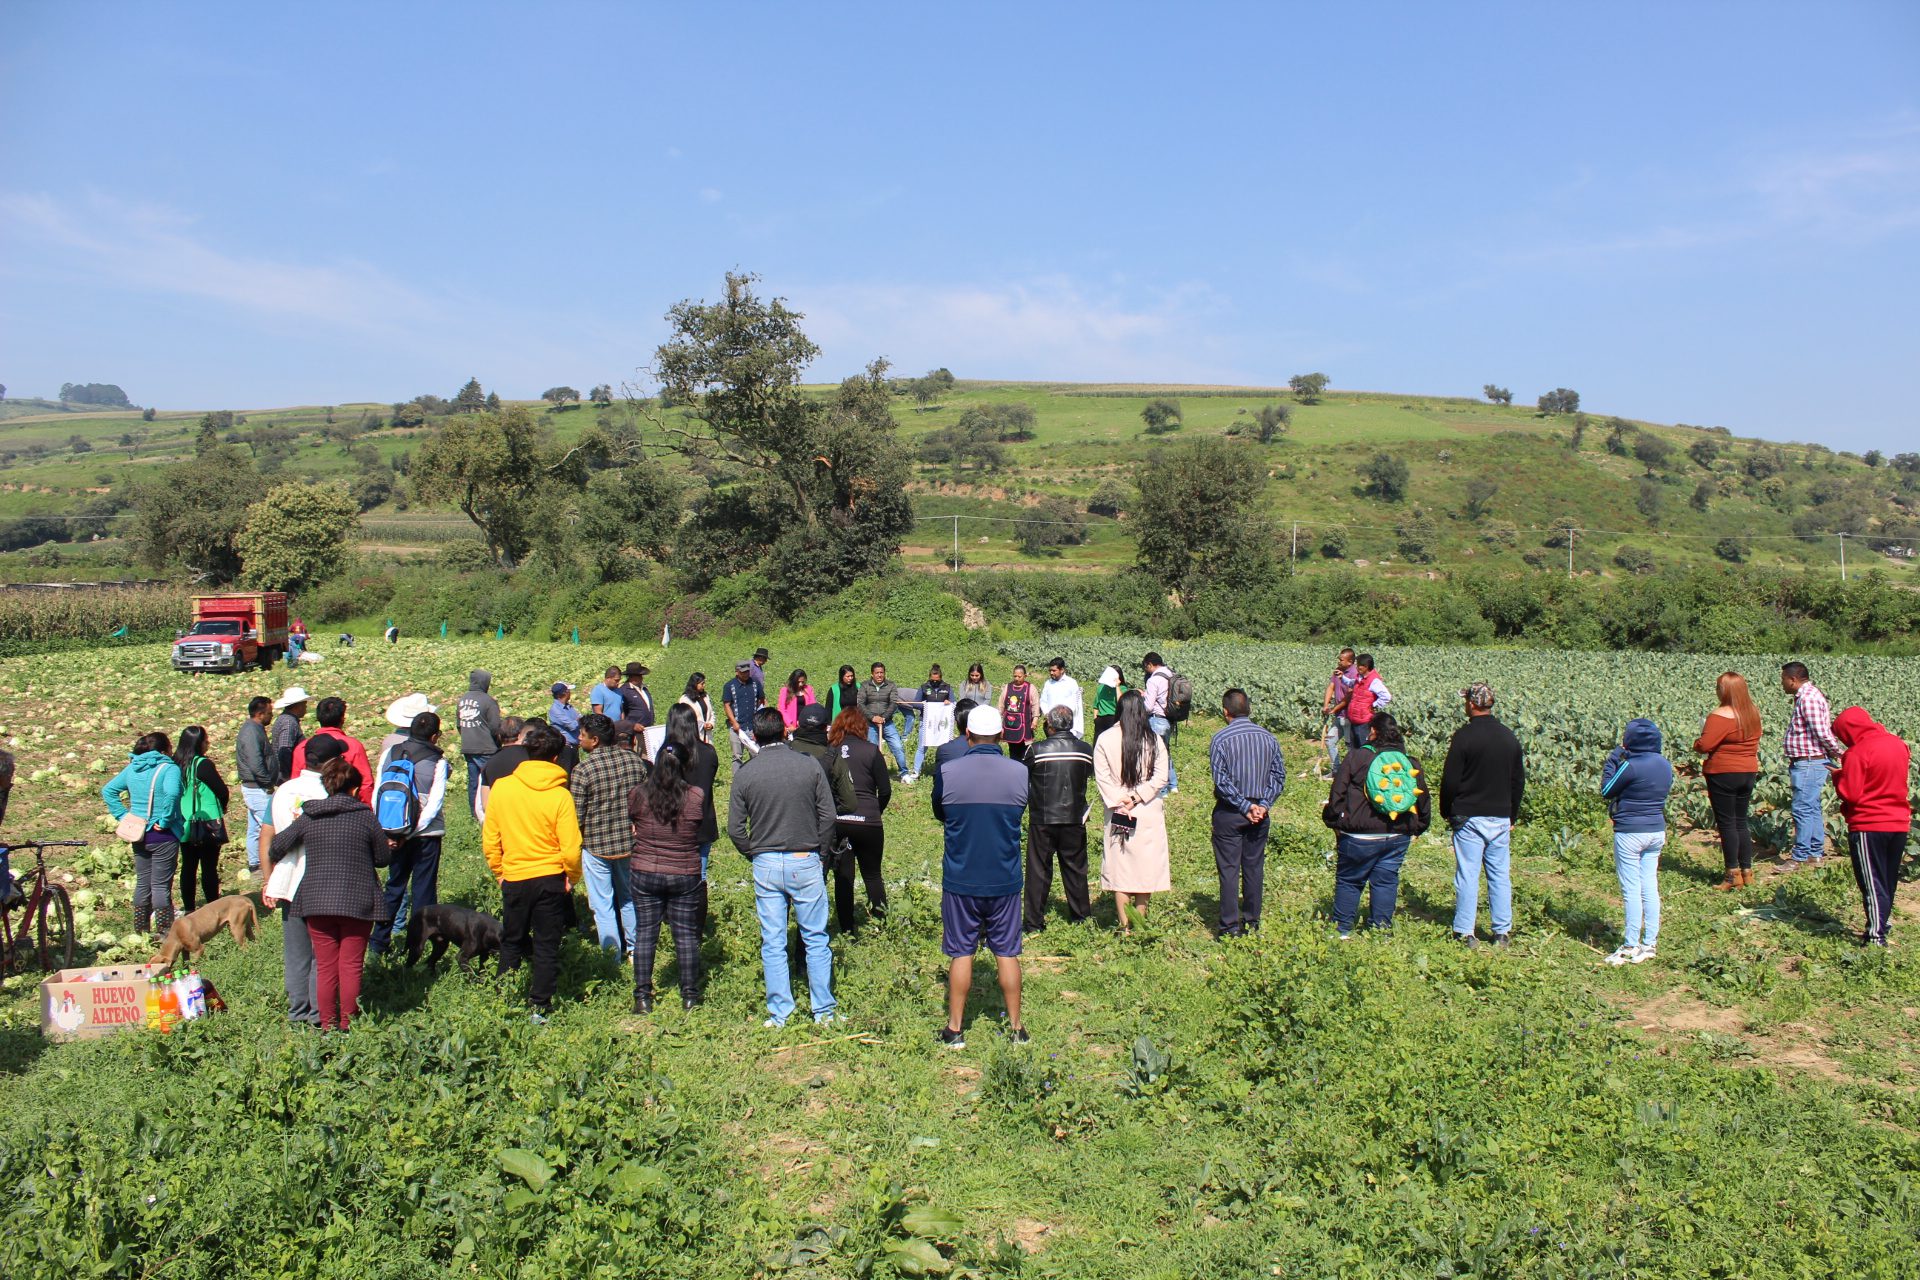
[
  {"left": 790, "top": 703, "right": 855, "bottom": 815},
  {"left": 1439, "top": 681, "right": 1526, "bottom": 948},
  {"left": 1023, "top": 706, "right": 1094, "bottom": 930}
]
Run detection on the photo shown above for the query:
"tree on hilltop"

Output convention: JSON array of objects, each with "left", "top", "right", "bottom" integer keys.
[
  {"left": 1537, "top": 388, "right": 1581, "bottom": 415},
  {"left": 908, "top": 368, "right": 956, "bottom": 405},
  {"left": 1633, "top": 433, "right": 1676, "bottom": 475},
  {"left": 1688, "top": 438, "right": 1721, "bottom": 469},
  {"left": 1483, "top": 384, "right": 1512, "bottom": 406},
  {"left": 484, "top": 391, "right": 503, "bottom": 411},
  {"left": 590, "top": 384, "right": 614, "bottom": 408},
  {"left": 452, "top": 377, "right": 488, "bottom": 414},
  {"left": 1141, "top": 398, "right": 1182, "bottom": 434},
  {"left": 60, "top": 382, "right": 134, "bottom": 408},
  {"left": 541, "top": 386, "right": 581, "bottom": 409},
  {"left": 1254, "top": 403, "right": 1291, "bottom": 444},
  {"left": 1288, "top": 372, "right": 1330, "bottom": 403}
]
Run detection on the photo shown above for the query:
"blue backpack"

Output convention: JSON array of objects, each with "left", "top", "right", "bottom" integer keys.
[{"left": 375, "top": 754, "right": 426, "bottom": 839}]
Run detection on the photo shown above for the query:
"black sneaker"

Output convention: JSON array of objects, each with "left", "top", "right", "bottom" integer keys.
[
  {"left": 682, "top": 995, "right": 702, "bottom": 1011},
  {"left": 1492, "top": 933, "right": 1512, "bottom": 949},
  {"left": 938, "top": 1026, "right": 966, "bottom": 1049},
  {"left": 1454, "top": 932, "right": 1480, "bottom": 948},
  {"left": 634, "top": 993, "right": 655, "bottom": 1015}
]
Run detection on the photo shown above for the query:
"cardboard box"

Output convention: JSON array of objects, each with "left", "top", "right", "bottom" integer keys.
[{"left": 40, "top": 963, "right": 164, "bottom": 1041}]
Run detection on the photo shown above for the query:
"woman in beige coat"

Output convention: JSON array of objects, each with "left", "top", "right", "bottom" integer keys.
[{"left": 1094, "top": 690, "right": 1170, "bottom": 934}]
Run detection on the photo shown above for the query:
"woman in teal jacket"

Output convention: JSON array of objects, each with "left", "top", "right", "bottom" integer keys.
[{"left": 102, "top": 732, "right": 185, "bottom": 939}]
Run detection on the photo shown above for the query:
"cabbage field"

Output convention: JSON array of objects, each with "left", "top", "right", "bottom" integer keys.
[{"left": 1, "top": 632, "right": 1917, "bottom": 1277}]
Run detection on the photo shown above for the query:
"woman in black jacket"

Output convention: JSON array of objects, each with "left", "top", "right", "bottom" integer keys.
[
  {"left": 1321, "top": 712, "right": 1431, "bottom": 937},
  {"left": 173, "top": 724, "right": 231, "bottom": 912},
  {"left": 829, "top": 707, "right": 893, "bottom": 930},
  {"left": 270, "top": 758, "right": 389, "bottom": 1031},
  {"left": 664, "top": 704, "right": 720, "bottom": 934}
]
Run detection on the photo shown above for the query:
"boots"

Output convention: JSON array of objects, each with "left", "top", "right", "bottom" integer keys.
[
  {"left": 1715, "top": 870, "right": 1741, "bottom": 891},
  {"left": 1739, "top": 867, "right": 1753, "bottom": 887},
  {"left": 152, "top": 905, "right": 174, "bottom": 941}
]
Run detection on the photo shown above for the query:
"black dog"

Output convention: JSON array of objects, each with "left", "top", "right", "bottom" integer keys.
[{"left": 406, "top": 904, "right": 503, "bottom": 972}]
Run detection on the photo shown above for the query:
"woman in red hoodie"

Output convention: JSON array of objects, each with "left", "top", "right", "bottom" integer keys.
[{"left": 1831, "top": 706, "right": 1912, "bottom": 947}]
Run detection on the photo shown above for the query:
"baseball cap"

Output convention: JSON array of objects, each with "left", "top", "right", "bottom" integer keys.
[
  {"left": 966, "top": 705, "right": 1003, "bottom": 737},
  {"left": 551, "top": 681, "right": 574, "bottom": 697},
  {"left": 735, "top": 659, "right": 754, "bottom": 671},
  {"left": 303, "top": 733, "right": 347, "bottom": 767},
  {"left": 1463, "top": 682, "right": 1496, "bottom": 709},
  {"left": 798, "top": 703, "right": 830, "bottom": 729}
]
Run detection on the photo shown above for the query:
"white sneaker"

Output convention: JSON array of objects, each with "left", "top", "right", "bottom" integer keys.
[
  {"left": 1629, "top": 946, "right": 1656, "bottom": 964},
  {"left": 1604, "top": 946, "right": 1637, "bottom": 966},
  {"left": 762, "top": 1017, "right": 786, "bottom": 1029}
]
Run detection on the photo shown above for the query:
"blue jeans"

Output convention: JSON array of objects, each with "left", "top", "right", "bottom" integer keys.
[
  {"left": 463, "top": 754, "right": 492, "bottom": 825},
  {"left": 1333, "top": 833, "right": 1410, "bottom": 931},
  {"left": 1323, "top": 717, "right": 1348, "bottom": 768},
  {"left": 580, "top": 852, "right": 636, "bottom": 953},
  {"left": 1150, "top": 715, "right": 1178, "bottom": 792},
  {"left": 751, "top": 852, "right": 835, "bottom": 1024},
  {"left": 241, "top": 785, "right": 273, "bottom": 871},
  {"left": 868, "top": 721, "right": 908, "bottom": 777},
  {"left": 1451, "top": 816, "right": 1514, "bottom": 937},
  {"left": 1613, "top": 830, "right": 1664, "bottom": 948},
  {"left": 370, "top": 835, "right": 440, "bottom": 953},
  {"left": 698, "top": 842, "right": 711, "bottom": 880},
  {"left": 1788, "top": 759, "right": 1829, "bottom": 860}
]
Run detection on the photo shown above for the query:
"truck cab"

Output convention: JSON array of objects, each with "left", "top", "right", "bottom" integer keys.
[{"left": 171, "top": 593, "right": 290, "bottom": 673}]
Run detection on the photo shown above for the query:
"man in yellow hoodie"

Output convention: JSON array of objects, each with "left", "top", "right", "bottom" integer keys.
[{"left": 482, "top": 724, "right": 583, "bottom": 1022}]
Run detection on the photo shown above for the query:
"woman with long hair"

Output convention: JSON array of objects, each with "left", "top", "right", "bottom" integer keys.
[
  {"left": 827, "top": 665, "right": 861, "bottom": 720},
  {"left": 663, "top": 703, "right": 720, "bottom": 881},
  {"left": 626, "top": 739, "right": 707, "bottom": 1012},
  {"left": 777, "top": 669, "right": 816, "bottom": 735},
  {"left": 1092, "top": 690, "right": 1170, "bottom": 934},
  {"left": 828, "top": 707, "right": 893, "bottom": 930},
  {"left": 678, "top": 672, "right": 715, "bottom": 744},
  {"left": 1694, "top": 671, "right": 1763, "bottom": 890},
  {"left": 958, "top": 662, "right": 993, "bottom": 709},
  {"left": 172, "top": 724, "right": 231, "bottom": 912},
  {"left": 270, "top": 757, "right": 388, "bottom": 1031}
]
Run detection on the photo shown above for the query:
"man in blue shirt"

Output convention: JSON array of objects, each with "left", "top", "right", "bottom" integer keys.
[
  {"left": 587, "top": 666, "right": 625, "bottom": 720},
  {"left": 722, "top": 661, "right": 763, "bottom": 765},
  {"left": 931, "top": 705, "right": 1032, "bottom": 1048},
  {"left": 1207, "top": 687, "right": 1286, "bottom": 938}
]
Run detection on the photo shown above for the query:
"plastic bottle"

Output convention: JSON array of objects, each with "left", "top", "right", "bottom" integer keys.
[
  {"left": 144, "top": 976, "right": 161, "bottom": 1029},
  {"left": 157, "top": 981, "right": 180, "bottom": 1035},
  {"left": 180, "top": 970, "right": 205, "bottom": 1020}
]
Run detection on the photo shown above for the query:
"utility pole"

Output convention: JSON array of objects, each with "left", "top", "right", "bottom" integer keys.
[
  {"left": 952, "top": 514, "right": 960, "bottom": 575},
  {"left": 1291, "top": 521, "right": 1298, "bottom": 566},
  {"left": 1839, "top": 531, "right": 1847, "bottom": 582},
  {"left": 1567, "top": 527, "right": 1575, "bottom": 579}
]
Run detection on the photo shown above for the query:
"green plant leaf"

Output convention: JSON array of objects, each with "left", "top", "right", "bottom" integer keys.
[
  {"left": 883, "top": 1237, "right": 952, "bottom": 1275},
  {"left": 901, "top": 1204, "right": 964, "bottom": 1240},
  {"left": 498, "top": 1147, "right": 552, "bottom": 1191}
]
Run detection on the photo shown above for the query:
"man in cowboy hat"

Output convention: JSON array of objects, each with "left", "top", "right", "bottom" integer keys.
[
  {"left": 270, "top": 687, "right": 310, "bottom": 785},
  {"left": 619, "top": 662, "right": 655, "bottom": 728}
]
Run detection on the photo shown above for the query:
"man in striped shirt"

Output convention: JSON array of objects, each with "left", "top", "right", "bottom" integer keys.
[
  {"left": 1780, "top": 662, "right": 1844, "bottom": 865},
  {"left": 1208, "top": 688, "right": 1287, "bottom": 938}
]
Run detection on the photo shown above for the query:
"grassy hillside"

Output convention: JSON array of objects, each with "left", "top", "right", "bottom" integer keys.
[{"left": 2, "top": 384, "right": 1915, "bottom": 584}]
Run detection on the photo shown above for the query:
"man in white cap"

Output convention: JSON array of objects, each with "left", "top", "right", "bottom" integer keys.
[
  {"left": 931, "top": 704, "right": 1033, "bottom": 1047},
  {"left": 270, "top": 687, "right": 310, "bottom": 784}
]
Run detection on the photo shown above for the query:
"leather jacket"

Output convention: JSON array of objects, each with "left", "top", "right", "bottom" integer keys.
[{"left": 1026, "top": 731, "right": 1094, "bottom": 826}]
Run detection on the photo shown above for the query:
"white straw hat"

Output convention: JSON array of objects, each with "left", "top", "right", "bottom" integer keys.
[
  {"left": 272, "top": 686, "right": 311, "bottom": 710},
  {"left": 385, "top": 692, "right": 438, "bottom": 728}
]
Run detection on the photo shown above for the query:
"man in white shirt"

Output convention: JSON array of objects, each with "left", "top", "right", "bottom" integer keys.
[
  {"left": 258, "top": 733, "right": 343, "bottom": 1027},
  {"left": 368, "top": 711, "right": 450, "bottom": 957},
  {"left": 1038, "top": 657, "right": 1084, "bottom": 738}
]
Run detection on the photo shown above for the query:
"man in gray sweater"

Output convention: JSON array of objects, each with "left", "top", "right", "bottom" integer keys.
[
  {"left": 456, "top": 669, "right": 503, "bottom": 822},
  {"left": 859, "top": 663, "right": 909, "bottom": 781},
  {"left": 728, "top": 707, "right": 838, "bottom": 1028},
  {"left": 235, "top": 695, "right": 277, "bottom": 873}
]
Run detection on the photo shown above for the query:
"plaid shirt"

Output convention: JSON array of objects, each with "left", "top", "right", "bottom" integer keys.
[
  {"left": 570, "top": 745, "right": 650, "bottom": 858},
  {"left": 1784, "top": 683, "right": 1843, "bottom": 761}
]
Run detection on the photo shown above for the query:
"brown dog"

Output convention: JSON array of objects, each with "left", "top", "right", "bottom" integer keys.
[{"left": 150, "top": 895, "right": 258, "bottom": 967}]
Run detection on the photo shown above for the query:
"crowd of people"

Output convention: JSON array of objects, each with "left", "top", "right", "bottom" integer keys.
[{"left": 66, "top": 644, "right": 1914, "bottom": 1044}]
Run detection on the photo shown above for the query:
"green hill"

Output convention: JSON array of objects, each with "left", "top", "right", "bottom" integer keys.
[{"left": 2, "top": 383, "right": 1915, "bottom": 584}]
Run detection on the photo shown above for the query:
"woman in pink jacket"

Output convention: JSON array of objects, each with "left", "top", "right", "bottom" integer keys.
[{"left": 775, "top": 669, "right": 817, "bottom": 735}]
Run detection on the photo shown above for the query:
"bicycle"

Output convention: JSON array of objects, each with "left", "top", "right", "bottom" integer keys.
[{"left": 0, "top": 840, "right": 84, "bottom": 976}]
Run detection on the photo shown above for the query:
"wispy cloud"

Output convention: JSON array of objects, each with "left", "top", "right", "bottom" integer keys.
[
  {"left": 0, "top": 190, "right": 441, "bottom": 336},
  {"left": 798, "top": 275, "right": 1303, "bottom": 384}
]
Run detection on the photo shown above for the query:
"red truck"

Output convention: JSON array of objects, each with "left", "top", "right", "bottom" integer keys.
[{"left": 170, "top": 592, "right": 291, "bottom": 673}]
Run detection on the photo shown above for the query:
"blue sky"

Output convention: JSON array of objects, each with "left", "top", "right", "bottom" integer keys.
[{"left": 2, "top": 2, "right": 1915, "bottom": 451}]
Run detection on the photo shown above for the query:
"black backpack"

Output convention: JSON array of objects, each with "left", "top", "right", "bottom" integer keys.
[{"left": 1160, "top": 668, "right": 1194, "bottom": 723}]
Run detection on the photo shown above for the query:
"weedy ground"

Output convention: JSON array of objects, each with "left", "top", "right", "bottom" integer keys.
[{"left": 0, "top": 635, "right": 1916, "bottom": 1278}]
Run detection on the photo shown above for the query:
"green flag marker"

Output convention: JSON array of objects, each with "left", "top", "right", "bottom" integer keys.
[
  {"left": 441, "top": 621, "right": 448, "bottom": 638},
  {"left": 571, "top": 628, "right": 579, "bottom": 644},
  {"left": 496, "top": 623, "right": 505, "bottom": 640},
  {"left": 108, "top": 625, "right": 129, "bottom": 638}
]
